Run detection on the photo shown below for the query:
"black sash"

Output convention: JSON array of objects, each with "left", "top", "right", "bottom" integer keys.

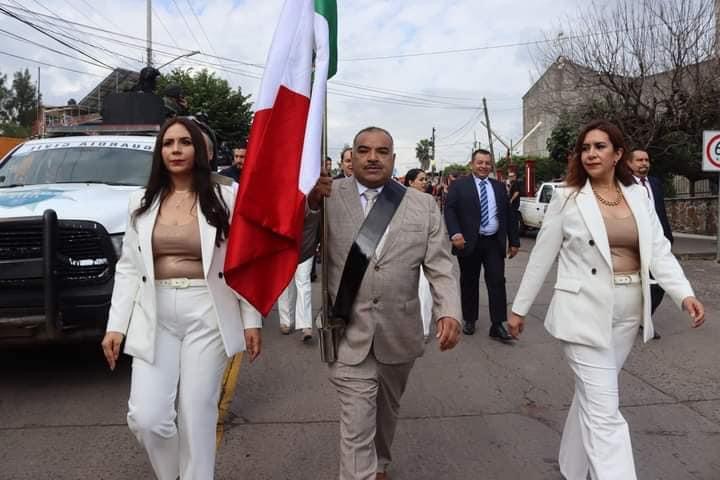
[{"left": 331, "top": 181, "right": 407, "bottom": 325}]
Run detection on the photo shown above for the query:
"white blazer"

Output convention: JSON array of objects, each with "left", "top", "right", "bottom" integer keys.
[
  {"left": 106, "top": 185, "right": 262, "bottom": 364},
  {"left": 512, "top": 180, "right": 694, "bottom": 348}
]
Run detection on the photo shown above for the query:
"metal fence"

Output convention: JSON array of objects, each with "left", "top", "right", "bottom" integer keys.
[{"left": 671, "top": 176, "right": 717, "bottom": 197}]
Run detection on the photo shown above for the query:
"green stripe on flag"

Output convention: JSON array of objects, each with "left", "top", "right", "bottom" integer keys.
[{"left": 315, "top": 0, "right": 337, "bottom": 78}]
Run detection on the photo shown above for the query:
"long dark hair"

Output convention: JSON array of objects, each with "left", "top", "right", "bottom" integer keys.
[
  {"left": 403, "top": 168, "right": 424, "bottom": 187},
  {"left": 133, "top": 117, "right": 230, "bottom": 246},
  {"left": 565, "top": 119, "right": 634, "bottom": 190}
]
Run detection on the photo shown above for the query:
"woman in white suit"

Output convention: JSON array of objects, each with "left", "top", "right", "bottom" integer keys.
[
  {"left": 404, "top": 168, "right": 433, "bottom": 341},
  {"left": 101, "top": 117, "right": 262, "bottom": 480},
  {"left": 508, "top": 120, "right": 705, "bottom": 480}
]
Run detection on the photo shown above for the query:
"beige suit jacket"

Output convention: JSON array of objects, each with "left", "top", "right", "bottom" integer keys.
[{"left": 324, "top": 178, "right": 461, "bottom": 365}]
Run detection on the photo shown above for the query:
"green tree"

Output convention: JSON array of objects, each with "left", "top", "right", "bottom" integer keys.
[
  {"left": 5, "top": 69, "right": 37, "bottom": 128},
  {"left": 442, "top": 163, "right": 470, "bottom": 176},
  {"left": 0, "top": 71, "right": 10, "bottom": 123},
  {"left": 158, "top": 68, "right": 253, "bottom": 145},
  {"left": 546, "top": 113, "right": 578, "bottom": 168},
  {"left": 537, "top": 0, "right": 720, "bottom": 183},
  {"left": 415, "top": 138, "right": 432, "bottom": 170}
]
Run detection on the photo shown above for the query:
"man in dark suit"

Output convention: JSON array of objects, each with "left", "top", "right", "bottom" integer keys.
[
  {"left": 219, "top": 144, "right": 246, "bottom": 183},
  {"left": 444, "top": 149, "right": 520, "bottom": 342},
  {"left": 628, "top": 149, "right": 674, "bottom": 339}
]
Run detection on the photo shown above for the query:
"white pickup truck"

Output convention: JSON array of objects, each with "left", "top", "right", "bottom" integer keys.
[
  {"left": 518, "top": 182, "right": 563, "bottom": 234},
  {"left": 0, "top": 135, "right": 154, "bottom": 344}
]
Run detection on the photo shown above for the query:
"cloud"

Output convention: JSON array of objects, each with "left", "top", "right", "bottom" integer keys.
[{"left": 0, "top": 0, "right": 580, "bottom": 172}]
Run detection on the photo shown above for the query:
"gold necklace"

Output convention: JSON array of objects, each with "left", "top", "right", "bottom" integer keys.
[
  {"left": 592, "top": 185, "right": 623, "bottom": 207},
  {"left": 170, "top": 190, "right": 193, "bottom": 209}
]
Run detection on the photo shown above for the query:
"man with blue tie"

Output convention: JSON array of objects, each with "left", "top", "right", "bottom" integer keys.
[
  {"left": 444, "top": 149, "right": 520, "bottom": 342},
  {"left": 628, "top": 149, "right": 673, "bottom": 339}
]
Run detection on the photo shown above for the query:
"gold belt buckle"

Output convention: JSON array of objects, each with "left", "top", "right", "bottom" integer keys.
[{"left": 171, "top": 278, "right": 190, "bottom": 289}]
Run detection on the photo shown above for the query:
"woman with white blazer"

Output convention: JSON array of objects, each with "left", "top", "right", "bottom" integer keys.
[
  {"left": 508, "top": 120, "right": 705, "bottom": 480},
  {"left": 404, "top": 168, "right": 433, "bottom": 341},
  {"left": 101, "top": 117, "right": 262, "bottom": 480}
]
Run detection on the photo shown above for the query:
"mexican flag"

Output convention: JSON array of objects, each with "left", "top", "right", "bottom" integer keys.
[{"left": 224, "top": 0, "right": 337, "bottom": 316}]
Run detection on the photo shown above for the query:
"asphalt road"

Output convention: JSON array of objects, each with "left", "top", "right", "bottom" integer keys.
[{"left": 1, "top": 238, "right": 718, "bottom": 480}]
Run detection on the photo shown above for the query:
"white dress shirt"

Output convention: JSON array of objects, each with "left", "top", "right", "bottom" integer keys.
[
  {"left": 633, "top": 175, "right": 655, "bottom": 204},
  {"left": 474, "top": 176, "right": 499, "bottom": 236}
]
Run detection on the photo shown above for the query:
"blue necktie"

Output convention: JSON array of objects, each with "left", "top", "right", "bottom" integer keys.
[{"left": 479, "top": 179, "right": 489, "bottom": 229}]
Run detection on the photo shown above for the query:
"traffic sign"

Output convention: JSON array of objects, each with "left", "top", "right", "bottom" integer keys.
[{"left": 703, "top": 130, "right": 720, "bottom": 171}]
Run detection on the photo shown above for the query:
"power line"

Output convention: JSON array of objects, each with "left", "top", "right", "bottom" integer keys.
[
  {"left": 0, "top": 2, "right": 263, "bottom": 67},
  {"left": 8, "top": 0, "right": 120, "bottom": 69},
  {"left": 74, "top": 0, "right": 124, "bottom": 32},
  {"left": 20, "top": 21, "right": 145, "bottom": 67},
  {"left": 184, "top": 0, "right": 220, "bottom": 59},
  {"left": 0, "top": 27, "right": 120, "bottom": 69},
  {"left": 342, "top": 22, "right": 685, "bottom": 61},
  {"left": 0, "top": 5, "right": 115, "bottom": 69},
  {"left": 152, "top": 6, "right": 181, "bottom": 49},
  {"left": 0, "top": 48, "right": 104, "bottom": 76},
  {"left": 169, "top": 0, "right": 205, "bottom": 53}
]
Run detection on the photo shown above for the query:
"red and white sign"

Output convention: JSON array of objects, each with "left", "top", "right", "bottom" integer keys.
[{"left": 703, "top": 130, "right": 720, "bottom": 172}]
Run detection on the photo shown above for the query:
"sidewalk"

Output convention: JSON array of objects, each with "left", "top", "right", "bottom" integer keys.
[{"left": 672, "top": 234, "right": 718, "bottom": 260}]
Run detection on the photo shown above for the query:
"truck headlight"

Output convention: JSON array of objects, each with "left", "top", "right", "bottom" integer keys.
[{"left": 110, "top": 233, "right": 124, "bottom": 258}]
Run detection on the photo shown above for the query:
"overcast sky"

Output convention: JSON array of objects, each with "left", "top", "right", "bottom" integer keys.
[{"left": 0, "top": 0, "right": 584, "bottom": 174}]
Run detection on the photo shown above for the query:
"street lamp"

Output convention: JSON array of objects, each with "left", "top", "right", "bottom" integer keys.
[{"left": 157, "top": 50, "right": 201, "bottom": 70}]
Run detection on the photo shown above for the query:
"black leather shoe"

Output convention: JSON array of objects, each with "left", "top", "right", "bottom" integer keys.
[
  {"left": 489, "top": 324, "right": 514, "bottom": 343},
  {"left": 463, "top": 322, "right": 476, "bottom": 335}
]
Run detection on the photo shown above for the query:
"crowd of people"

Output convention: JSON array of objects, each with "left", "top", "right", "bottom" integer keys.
[{"left": 101, "top": 117, "right": 706, "bottom": 480}]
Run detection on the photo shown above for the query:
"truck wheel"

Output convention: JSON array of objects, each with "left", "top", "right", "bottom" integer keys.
[{"left": 518, "top": 220, "right": 527, "bottom": 236}]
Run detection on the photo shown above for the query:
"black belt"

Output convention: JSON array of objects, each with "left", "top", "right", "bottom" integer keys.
[{"left": 331, "top": 180, "right": 407, "bottom": 326}]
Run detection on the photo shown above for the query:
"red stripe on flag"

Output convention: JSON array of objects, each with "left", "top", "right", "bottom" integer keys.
[{"left": 224, "top": 86, "right": 311, "bottom": 316}]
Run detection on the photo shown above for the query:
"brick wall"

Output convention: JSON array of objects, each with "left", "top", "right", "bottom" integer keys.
[{"left": 666, "top": 196, "right": 718, "bottom": 236}]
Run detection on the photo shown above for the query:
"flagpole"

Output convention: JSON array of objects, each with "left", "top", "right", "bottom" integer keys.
[{"left": 318, "top": 90, "right": 338, "bottom": 363}]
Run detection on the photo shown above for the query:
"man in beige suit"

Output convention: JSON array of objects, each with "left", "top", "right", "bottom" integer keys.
[{"left": 308, "top": 126, "right": 461, "bottom": 480}]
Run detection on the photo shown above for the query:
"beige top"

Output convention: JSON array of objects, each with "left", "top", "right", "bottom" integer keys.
[
  {"left": 152, "top": 219, "right": 204, "bottom": 279},
  {"left": 603, "top": 214, "right": 640, "bottom": 273}
]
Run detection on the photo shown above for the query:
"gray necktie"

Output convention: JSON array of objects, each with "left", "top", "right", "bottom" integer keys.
[{"left": 363, "top": 189, "right": 379, "bottom": 217}]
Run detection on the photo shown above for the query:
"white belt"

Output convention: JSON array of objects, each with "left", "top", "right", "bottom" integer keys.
[
  {"left": 613, "top": 272, "right": 641, "bottom": 285},
  {"left": 155, "top": 278, "right": 207, "bottom": 289}
]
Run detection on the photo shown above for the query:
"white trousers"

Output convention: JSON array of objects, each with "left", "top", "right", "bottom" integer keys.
[
  {"left": 559, "top": 282, "right": 642, "bottom": 480},
  {"left": 278, "top": 256, "right": 314, "bottom": 330},
  {"left": 418, "top": 267, "right": 432, "bottom": 336},
  {"left": 127, "top": 284, "right": 227, "bottom": 480}
]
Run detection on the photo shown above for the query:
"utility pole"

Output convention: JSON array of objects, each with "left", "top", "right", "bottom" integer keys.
[
  {"left": 431, "top": 126, "right": 436, "bottom": 173},
  {"left": 36, "top": 67, "right": 41, "bottom": 136},
  {"left": 482, "top": 97, "right": 497, "bottom": 176},
  {"left": 146, "top": 0, "right": 153, "bottom": 66}
]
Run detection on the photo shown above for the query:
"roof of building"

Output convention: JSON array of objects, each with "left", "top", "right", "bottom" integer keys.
[{"left": 78, "top": 68, "right": 140, "bottom": 112}]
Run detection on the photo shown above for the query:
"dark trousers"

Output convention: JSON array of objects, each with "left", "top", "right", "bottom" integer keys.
[
  {"left": 650, "top": 284, "right": 665, "bottom": 314},
  {"left": 458, "top": 234, "right": 507, "bottom": 328}
]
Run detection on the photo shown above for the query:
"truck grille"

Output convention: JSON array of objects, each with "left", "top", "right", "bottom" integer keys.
[{"left": 0, "top": 218, "right": 116, "bottom": 287}]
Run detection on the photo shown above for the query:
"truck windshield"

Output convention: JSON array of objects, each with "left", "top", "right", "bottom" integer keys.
[{"left": 0, "top": 147, "right": 153, "bottom": 187}]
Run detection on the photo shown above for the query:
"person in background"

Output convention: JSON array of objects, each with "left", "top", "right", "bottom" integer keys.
[
  {"left": 219, "top": 143, "right": 246, "bottom": 183},
  {"left": 507, "top": 170, "right": 522, "bottom": 232},
  {"left": 277, "top": 255, "right": 314, "bottom": 341},
  {"left": 627, "top": 148, "right": 672, "bottom": 339},
  {"left": 404, "top": 168, "right": 433, "bottom": 342},
  {"left": 101, "top": 117, "right": 262, "bottom": 480},
  {"left": 335, "top": 146, "right": 353, "bottom": 179},
  {"left": 444, "top": 149, "right": 520, "bottom": 342},
  {"left": 508, "top": 120, "right": 704, "bottom": 480}
]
